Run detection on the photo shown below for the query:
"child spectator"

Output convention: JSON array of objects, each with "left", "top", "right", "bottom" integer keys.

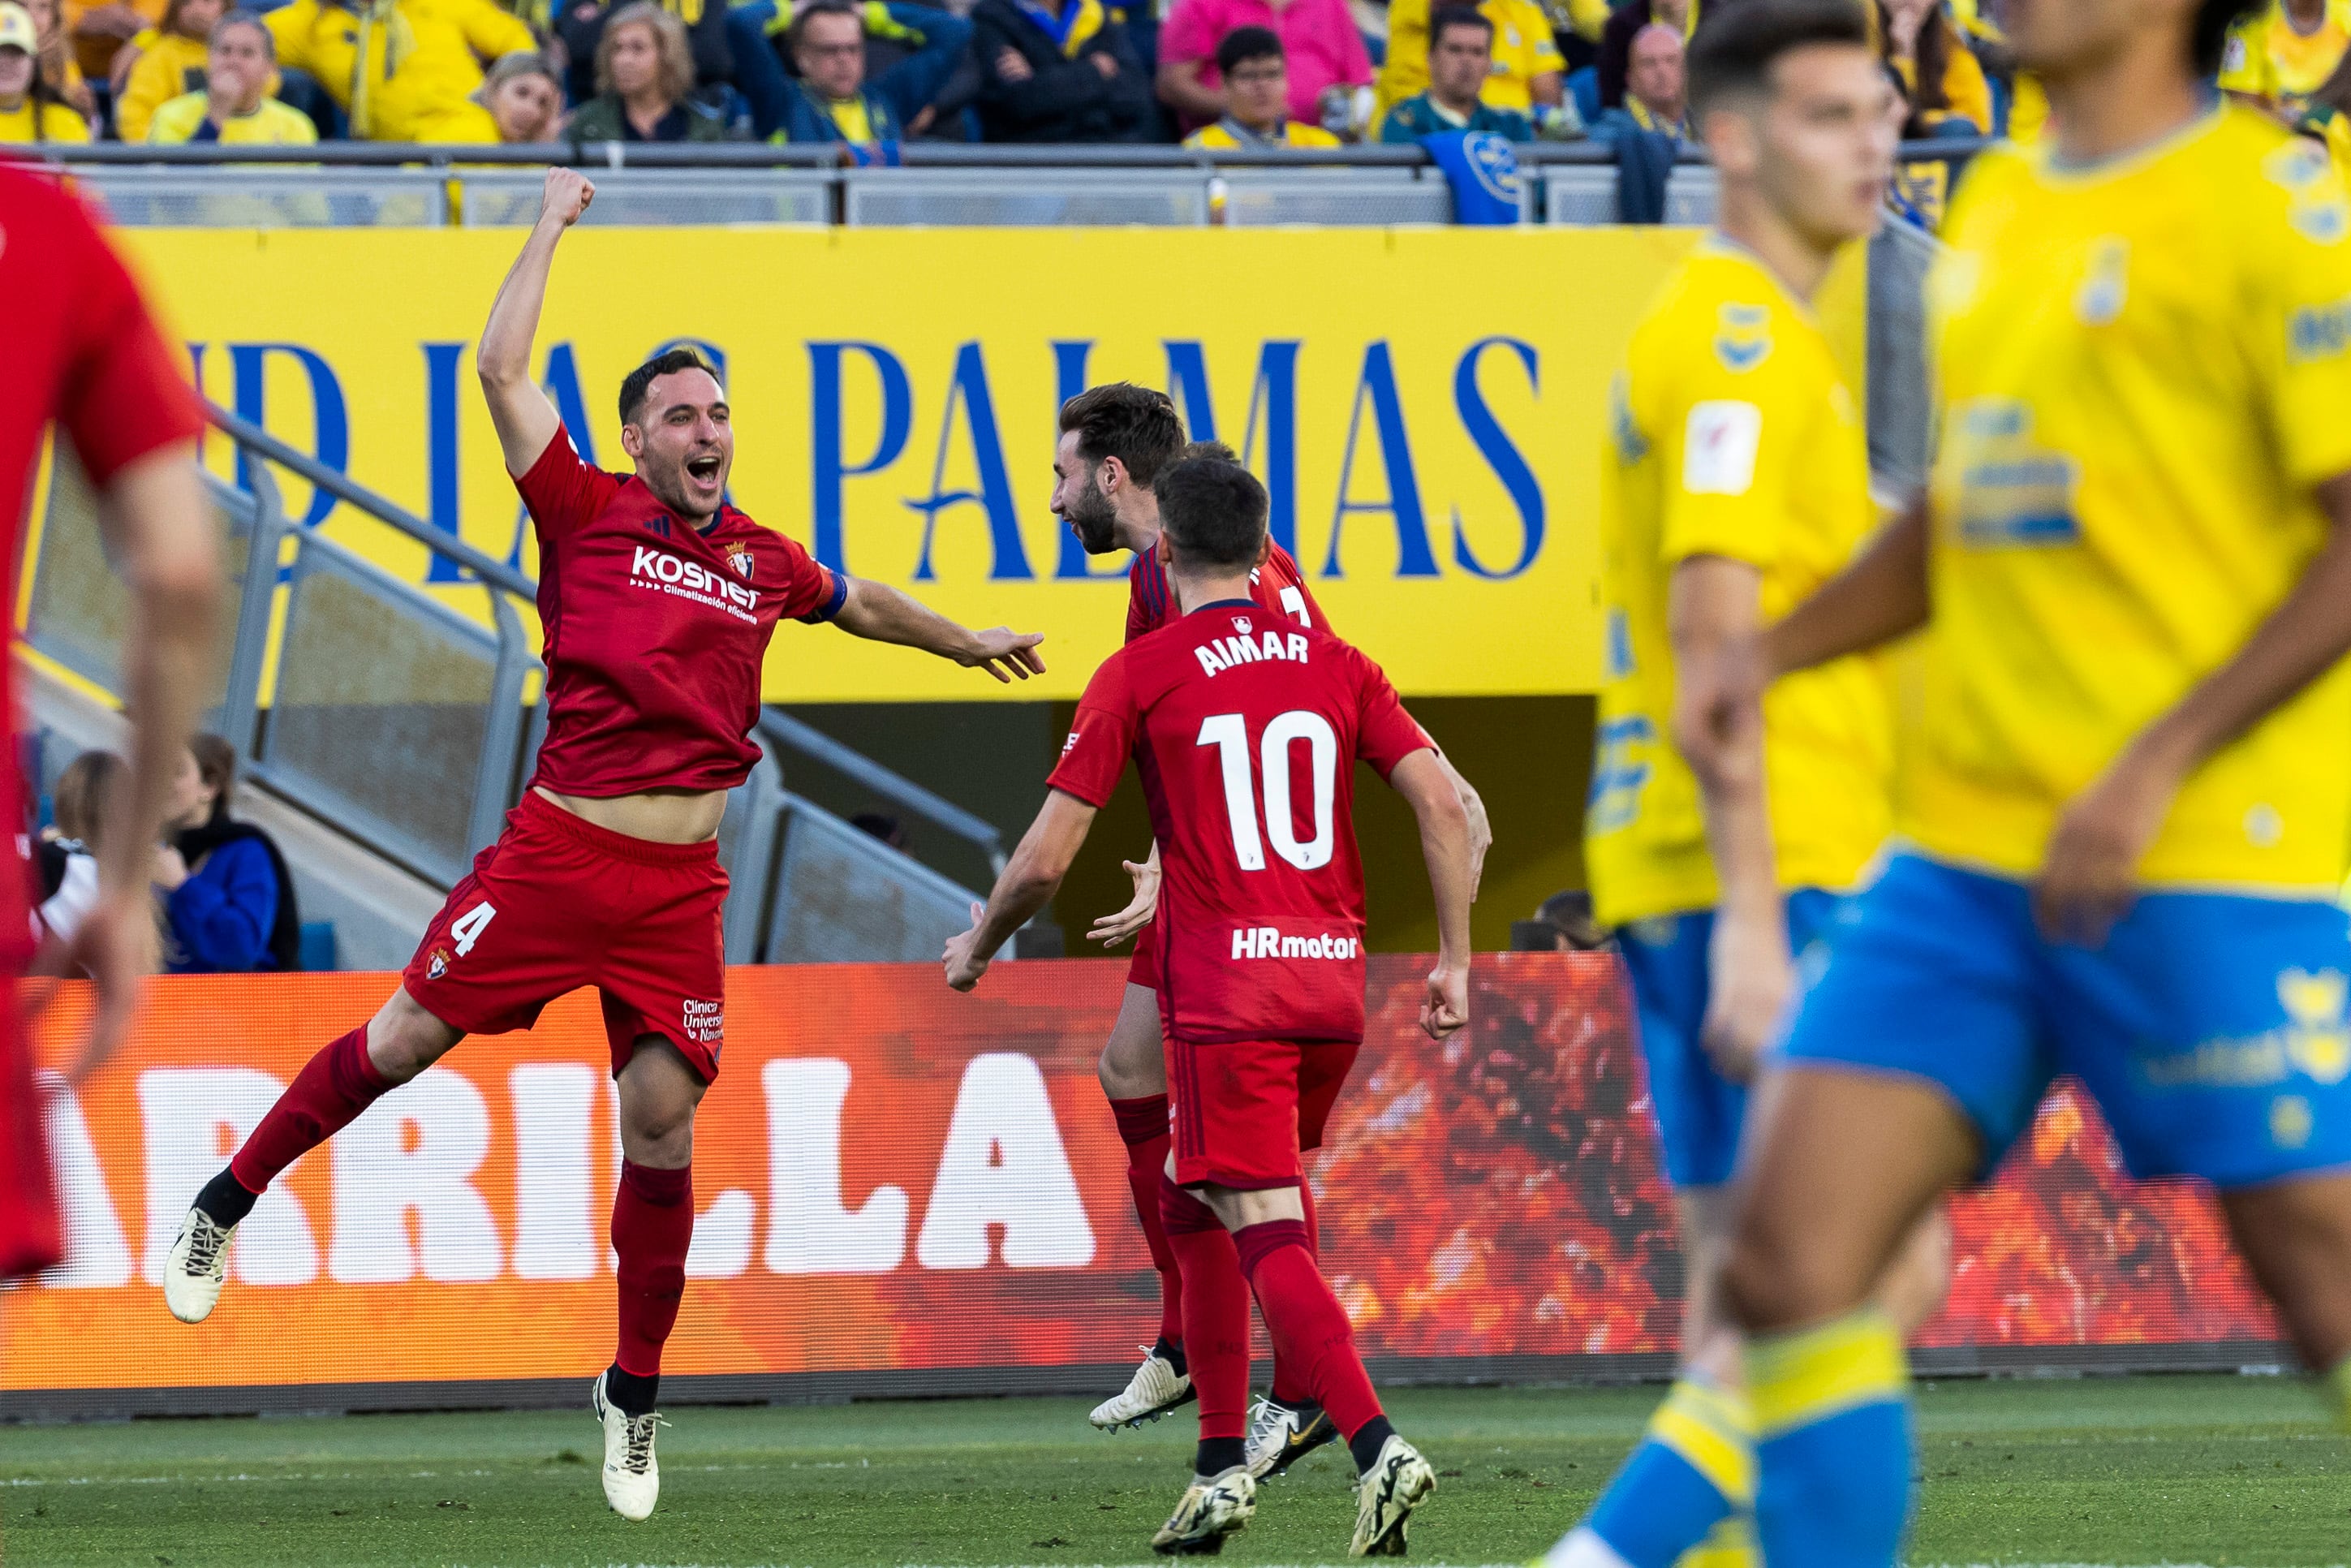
[
  {"left": 0, "top": 0, "right": 86, "bottom": 137},
  {"left": 568, "top": 2, "right": 735, "bottom": 140},
  {"left": 1376, "top": 0, "right": 1563, "bottom": 127},
  {"left": 1181, "top": 25, "right": 1340, "bottom": 146},
  {"left": 156, "top": 734, "right": 299, "bottom": 976},
  {"left": 1157, "top": 0, "right": 1370, "bottom": 133},
  {"left": 1380, "top": 5, "right": 1532, "bottom": 140},
  {"left": 265, "top": 0, "right": 532, "bottom": 140},
  {"left": 2221, "top": 0, "right": 2351, "bottom": 119},
  {"left": 971, "top": 0, "right": 1154, "bottom": 142},
  {"left": 38, "top": 750, "right": 123, "bottom": 947},
  {"left": 25, "top": 0, "right": 93, "bottom": 119},
  {"left": 776, "top": 0, "right": 973, "bottom": 145},
  {"left": 432, "top": 47, "right": 565, "bottom": 142},
  {"left": 1880, "top": 0, "right": 1991, "bottom": 136},
  {"left": 114, "top": 0, "right": 221, "bottom": 140},
  {"left": 148, "top": 11, "right": 314, "bottom": 141}
]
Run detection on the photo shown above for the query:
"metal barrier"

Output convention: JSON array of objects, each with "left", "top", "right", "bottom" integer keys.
[
  {"left": 74, "top": 166, "right": 451, "bottom": 227},
  {"left": 458, "top": 166, "right": 832, "bottom": 226},
  {"left": 1218, "top": 167, "right": 1452, "bottom": 227},
  {"left": 842, "top": 166, "right": 1210, "bottom": 226},
  {"left": 1867, "top": 215, "right": 1941, "bottom": 497},
  {"left": 24, "top": 405, "right": 1000, "bottom": 958}
]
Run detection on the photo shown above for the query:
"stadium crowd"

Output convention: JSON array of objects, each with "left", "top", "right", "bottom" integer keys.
[{"left": 0, "top": 0, "right": 2340, "bottom": 173}]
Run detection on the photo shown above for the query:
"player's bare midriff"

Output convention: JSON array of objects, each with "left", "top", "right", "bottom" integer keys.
[{"left": 535, "top": 785, "right": 727, "bottom": 845}]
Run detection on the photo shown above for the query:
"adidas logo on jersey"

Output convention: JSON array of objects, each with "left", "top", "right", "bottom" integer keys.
[
  {"left": 1232, "top": 927, "right": 1361, "bottom": 960},
  {"left": 1195, "top": 628, "right": 1311, "bottom": 678}
]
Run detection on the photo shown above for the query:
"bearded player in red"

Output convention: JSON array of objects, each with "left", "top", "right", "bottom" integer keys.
[
  {"left": 953, "top": 454, "right": 1472, "bottom": 1556},
  {"left": 1049, "top": 387, "right": 1488, "bottom": 1481},
  {"left": 161, "top": 167, "right": 1045, "bottom": 1523},
  {"left": 3, "top": 170, "right": 222, "bottom": 1290}
]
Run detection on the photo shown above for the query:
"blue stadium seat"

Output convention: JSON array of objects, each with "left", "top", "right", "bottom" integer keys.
[
  {"left": 1568, "top": 65, "right": 1600, "bottom": 127},
  {"left": 298, "top": 921, "right": 337, "bottom": 974}
]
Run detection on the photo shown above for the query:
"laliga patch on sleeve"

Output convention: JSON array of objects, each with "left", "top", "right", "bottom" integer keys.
[{"left": 1681, "top": 400, "right": 1763, "bottom": 496}]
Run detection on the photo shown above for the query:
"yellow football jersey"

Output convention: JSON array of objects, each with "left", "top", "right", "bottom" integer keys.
[
  {"left": 2219, "top": 0, "right": 2351, "bottom": 114},
  {"left": 1911, "top": 106, "right": 2351, "bottom": 890},
  {"left": 1587, "top": 239, "right": 1892, "bottom": 927}
]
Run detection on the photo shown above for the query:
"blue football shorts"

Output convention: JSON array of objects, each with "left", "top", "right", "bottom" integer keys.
[
  {"left": 1617, "top": 888, "right": 1849, "bottom": 1188},
  {"left": 1777, "top": 850, "right": 2351, "bottom": 1188}
]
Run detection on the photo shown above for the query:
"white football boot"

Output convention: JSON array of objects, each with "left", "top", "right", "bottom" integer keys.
[
  {"left": 1349, "top": 1433, "right": 1436, "bottom": 1557},
  {"left": 591, "top": 1372, "right": 663, "bottom": 1520},
  {"left": 163, "top": 1206, "right": 236, "bottom": 1324},
  {"left": 1245, "top": 1394, "right": 1339, "bottom": 1480},
  {"left": 1089, "top": 1345, "right": 1195, "bottom": 1429},
  {"left": 1151, "top": 1464, "right": 1255, "bottom": 1555}
]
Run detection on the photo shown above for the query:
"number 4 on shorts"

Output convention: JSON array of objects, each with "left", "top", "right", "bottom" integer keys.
[{"left": 450, "top": 902, "right": 497, "bottom": 957}]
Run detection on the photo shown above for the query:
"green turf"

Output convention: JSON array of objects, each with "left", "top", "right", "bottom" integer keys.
[{"left": 1, "top": 1375, "right": 2345, "bottom": 1566}]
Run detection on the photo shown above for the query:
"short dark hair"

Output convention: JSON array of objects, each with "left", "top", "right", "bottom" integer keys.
[
  {"left": 1215, "top": 24, "right": 1283, "bottom": 76},
  {"left": 1058, "top": 383, "right": 1186, "bottom": 486},
  {"left": 2194, "top": 0, "right": 2263, "bottom": 76},
  {"left": 1182, "top": 438, "right": 1238, "bottom": 463},
  {"left": 786, "top": 0, "right": 861, "bottom": 55},
  {"left": 619, "top": 345, "right": 720, "bottom": 427},
  {"left": 1154, "top": 457, "right": 1268, "bottom": 571},
  {"left": 1428, "top": 5, "right": 1493, "bottom": 49},
  {"left": 1686, "top": 0, "right": 1871, "bottom": 121}
]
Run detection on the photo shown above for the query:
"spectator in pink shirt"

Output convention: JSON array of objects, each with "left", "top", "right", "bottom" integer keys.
[{"left": 1156, "top": 0, "right": 1371, "bottom": 133}]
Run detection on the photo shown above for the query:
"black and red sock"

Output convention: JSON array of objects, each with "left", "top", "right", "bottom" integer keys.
[
  {"left": 1111, "top": 1093, "right": 1183, "bottom": 1350},
  {"left": 1160, "top": 1172, "right": 1248, "bottom": 1454},
  {"left": 612, "top": 1160, "right": 694, "bottom": 1399},
  {"left": 1237, "top": 1218, "right": 1384, "bottom": 1457},
  {"left": 224, "top": 1027, "right": 393, "bottom": 1200}
]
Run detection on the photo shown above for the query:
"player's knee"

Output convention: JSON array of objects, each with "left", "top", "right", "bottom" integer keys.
[
  {"left": 1720, "top": 1206, "right": 1866, "bottom": 1336},
  {"left": 367, "top": 993, "right": 461, "bottom": 1084}
]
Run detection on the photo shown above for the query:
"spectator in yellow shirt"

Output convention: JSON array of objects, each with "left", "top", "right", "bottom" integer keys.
[
  {"left": 25, "top": 0, "right": 93, "bottom": 117},
  {"left": 0, "top": 0, "right": 88, "bottom": 136},
  {"left": 1880, "top": 0, "right": 1990, "bottom": 134},
  {"left": 2220, "top": 0, "right": 2351, "bottom": 118},
  {"left": 64, "top": 0, "right": 158, "bottom": 79},
  {"left": 427, "top": 45, "right": 563, "bottom": 140},
  {"left": 114, "top": 0, "right": 220, "bottom": 140},
  {"left": 149, "top": 11, "right": 316, "bottom": 139},
  {"left": 265, "top": 0, "right": 531, "bottom": 140},
  {"left": 1376, "top": 0, "right": 1559, "bottom": 120},
  {"left": 1182, "top": 25, "right": 1340, "bottom": 146}
]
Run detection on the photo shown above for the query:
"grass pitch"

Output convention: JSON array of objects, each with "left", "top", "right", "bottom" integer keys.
[{"left": 1, "top": 1375, "right": 2345, "bottom": 1566}]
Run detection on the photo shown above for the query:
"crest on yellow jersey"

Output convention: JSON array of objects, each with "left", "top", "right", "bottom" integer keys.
[
  {"left": 2280, "top": 967, "right": 2351, "bottom": 1086},
  {"left": 2074, "top": 238, "right": 2129, "bottom": 327},
  {"left": 1712, "top": 302, "right": 1773, "bottom": 372}
]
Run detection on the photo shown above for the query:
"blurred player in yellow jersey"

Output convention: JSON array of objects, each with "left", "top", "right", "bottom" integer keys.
[
  {"left": 1549, "top": 5, "right": 1948, "bottom": 1566},
  {"left": 1717, "top": 0, "right": 2351, "bottom": 1557}
]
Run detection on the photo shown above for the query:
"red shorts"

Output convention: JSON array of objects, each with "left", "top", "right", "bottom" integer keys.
[
  {"left": 1126, "top": 916, "right": 1161, "bottom": 990},
  {"left": 1166, "top": 1036, "right": 1359, "bottom": 1190},
  {"left": 0, "top": 992, "right": 59, "bottom": 1279},
  {"left": 403, "top": 790, "right": 730, "bottom": 1082}
]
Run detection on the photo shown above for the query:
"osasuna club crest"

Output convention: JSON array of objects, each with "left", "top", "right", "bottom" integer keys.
[
  {"left": 1232, "top": 616, "right": 1252, "bottom": 636},
  {"left": 426, "top": 946, "right": 452, "bottom": 980},
  {"left": 726, "top": 545, "right": 755, "bottom": 579}
]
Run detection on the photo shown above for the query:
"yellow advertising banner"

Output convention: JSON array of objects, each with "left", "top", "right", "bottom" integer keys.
[{"left": 116, "top": 225, "right": 1844, "bottom": 702}]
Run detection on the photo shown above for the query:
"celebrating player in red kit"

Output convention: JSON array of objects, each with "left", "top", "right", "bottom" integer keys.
[
  {"left": 951, "top": 454, "right": 1473, "bottom": 1557},
  {"left": 161, "top": 167, "right": 1046, "bottom": 1523},
  {"left": 1051, "top": 387, "right": 1488, "bottom": 1480},
  {"left": 3, "top": 168, "right": 222, "bottom": 1288}
]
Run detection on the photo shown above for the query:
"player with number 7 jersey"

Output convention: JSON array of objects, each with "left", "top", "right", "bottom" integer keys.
[
  {"left": 157, "top": 167, "right": 1047, "bottom": 1527},
  {"left": 944, "top": 455, "right": 1474, "bottom": 1557}
]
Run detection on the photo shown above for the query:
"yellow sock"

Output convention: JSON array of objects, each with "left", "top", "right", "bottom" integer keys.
[
  {"left": 1648, "top": 1376, "right": 1757, "bottom": 1511},
  {"left": 1673, "top": 1512, "right": 1756, "bottom": 1568}
]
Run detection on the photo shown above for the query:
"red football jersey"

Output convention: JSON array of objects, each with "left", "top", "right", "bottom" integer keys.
[
  {"left": 1051, "top": 600, "right": 1431, "bottom": 1045},
  {"left": 515, "top": 426, "right": 847, "bottom": 798},
  {"left": 1126, "top": 541, "right": 1327, "bottom": 644},
  {"left": 3, "top": 166, "right": 205, "bottom": 1277}
]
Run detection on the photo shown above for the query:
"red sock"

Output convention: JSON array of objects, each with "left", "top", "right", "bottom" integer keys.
[
  {"left": 1160, "top": 1172, "right": 1247, "bottom": 1441},
  {"left": 228, "top": 1027, "right": 392, "bottom": 1193},
  {"left": 1111, "top": 1094, "right": 1182, "bottom": 1346},
  {"left": 613, "top": 1161, "right": 694, "bottom": 1377},
  {"left": 1268, "top": 1184, "right": 1320, "bottom": 1403},
  {"left": 1237, "top": 1219, "right": 1383, "bottom": 1441}
]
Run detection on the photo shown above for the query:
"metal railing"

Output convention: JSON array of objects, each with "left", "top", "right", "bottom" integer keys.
[
  {"left": 10, "top": 138, "right": 1994, "bottom": 230},
  {"left": 26, "top": 405, "right": 1003, "bottom": 965}
]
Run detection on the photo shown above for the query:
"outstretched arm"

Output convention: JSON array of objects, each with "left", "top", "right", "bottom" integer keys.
[
  {"left": 1389, "top": 748, "right": 1471, "bottom": 1040},
  {"left": 1764, "top": 499, "right": 1930, "bottom": 679},
  {"left": 478, "top": 168, "right": 594, "bottom": 476},
  {"left": 1430, "top": 752, "right": 1491, "bottom": 901},
  {"left": 1672, "top": 554, "right": 1785, "bottom": 1081},
  {"left": 834, "top": 576, "right": 1047, "bottom": 683},
  {"left": 945, "top": 789, "right": 1098, "bottom": 989}
]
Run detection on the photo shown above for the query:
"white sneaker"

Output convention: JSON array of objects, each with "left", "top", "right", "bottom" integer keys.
[
  {"left": 1349, "top": 1434, "right": 1436, "bottom": 1557},
  {"left": 1090, "top": 1345, "right": 1195, "bottom": 1430},
  {"left": 591, "top": 1372, "right": 663, "bottom": 1521},
  {"left": 1246, "top": 1395, "right": 1339, "bottom": 1480},
  {"left": 163, "top": 1206, "right": 236, "bottom": 1324},
  {"left": 1151, "top": 1464, "right": 1255, "bottom": 1555}
]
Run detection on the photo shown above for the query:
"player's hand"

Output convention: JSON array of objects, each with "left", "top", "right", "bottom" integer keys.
[
  {"left": 960, "top": 628, "right": 1047, "bottom": 683},
  {"left": 50, "top": 892, "right": 159, "bottom": 1085},
  {"left": 1419, "top": 960, "right": 1468, "bottom": 1040},
  {"left": 2035, "top": 743, "right": 2179, "bottom": 948},
  {"left": 1087, "top": 856, "right": 1160, "bottom": 948},
  {"left": 944, "top": 901, "right": 991, "bottom": 991},
  {"left": 539, "top": 167, "right": 596, "bottom": 230},
  {"left": 1700, "top": 904, "right": 1791, "bottom": 1083}
]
